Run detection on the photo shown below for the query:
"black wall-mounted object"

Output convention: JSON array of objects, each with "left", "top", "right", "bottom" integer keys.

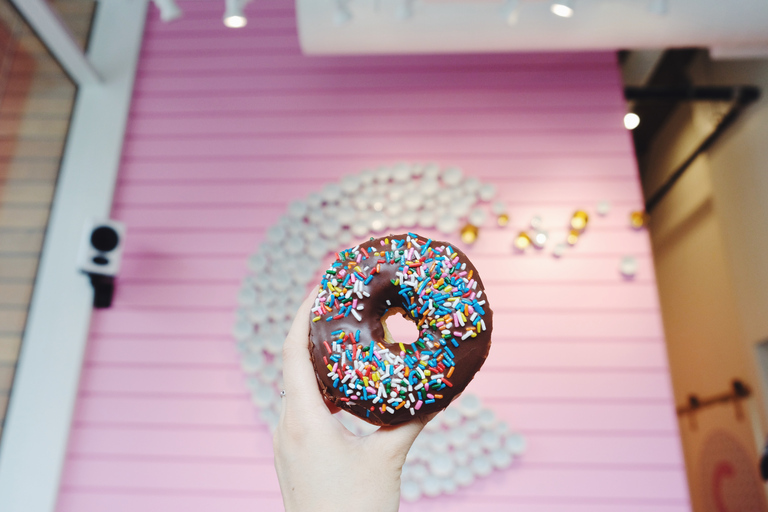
[
  {"left": 677, "top": 379, "right": 752, "bottom": 431},
  {"left": 77, "top": 219, "right": 126, "bottom": 309}
]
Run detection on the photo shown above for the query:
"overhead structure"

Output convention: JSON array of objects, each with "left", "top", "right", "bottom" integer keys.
[{"left": 296, "top": 0, "right": 768, "bottom": 57}]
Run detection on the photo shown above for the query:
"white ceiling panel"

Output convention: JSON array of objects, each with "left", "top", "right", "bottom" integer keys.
[{"left": 297, "top": 0, "right": 768, "bottom": 56}]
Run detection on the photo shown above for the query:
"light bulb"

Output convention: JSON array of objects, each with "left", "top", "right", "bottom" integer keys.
[
  {"left": 551, "top": 0, "right": 574, "bottom": 18},
  {"left": 224, "top": 15, "right": 247, "bottom": 28},
  {"left": 624, "top": 113, "right": 641, "bottom": 130},
  {"left": 224, "top": 0, "right": 251, "bottom": 28}
]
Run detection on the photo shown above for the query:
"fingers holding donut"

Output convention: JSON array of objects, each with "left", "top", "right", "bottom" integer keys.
[{"left": 280, "top": 287, "right": 333, "bottom": 422}]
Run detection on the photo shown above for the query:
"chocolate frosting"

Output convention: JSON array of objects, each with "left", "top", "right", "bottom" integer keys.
[{"left": 308, "top": 233, "right": 493, "bottom": 426}]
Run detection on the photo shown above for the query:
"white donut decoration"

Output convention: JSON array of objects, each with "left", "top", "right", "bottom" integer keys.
[{"left": 233, "top": 164, "right": 526, "bottom": 501}]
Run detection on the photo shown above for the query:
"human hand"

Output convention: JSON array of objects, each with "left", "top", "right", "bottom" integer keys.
[{"left": 273, "top": 289, "right": 432, "bottom": 512}]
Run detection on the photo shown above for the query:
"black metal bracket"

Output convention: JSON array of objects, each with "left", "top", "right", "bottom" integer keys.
[
  {"left": 677, "top": 379, "right": 751, "bottom": 431},
  {"left": 87, "top": 273, "right": 115, "bottom": 309},
  {"left": 623, "top": 85, "right": 761, "bottom": 214}
]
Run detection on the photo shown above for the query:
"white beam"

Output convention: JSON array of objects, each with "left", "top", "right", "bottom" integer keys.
[
  {"left": 296, "top": 0, "right": 768, "bottom": 55},
  {"left": 0, "top": 1, "right": 148, "bottom": 511},
  {"left": 10, "top": 0, "right": 101, "bottom": 84}
]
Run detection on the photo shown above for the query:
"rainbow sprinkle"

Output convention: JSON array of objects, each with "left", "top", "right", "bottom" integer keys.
[{"left": 312, "top": 233, "right": 488, "bottom": 417}]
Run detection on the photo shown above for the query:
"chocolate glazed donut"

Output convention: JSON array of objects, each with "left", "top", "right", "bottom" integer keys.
[{"left": 308, "top": 233, "right": 493, "bottom": 426}]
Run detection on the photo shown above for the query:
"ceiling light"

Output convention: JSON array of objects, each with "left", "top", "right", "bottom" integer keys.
[
  {"left": 551, "top": 0, "right": 574, "bottom": 18},
  {"left": 503, "top": 0, "right": 520, "bottom": 26},
  {"left": 224, "top": 0, "right": 251, "bottom": 28},
  {"left": 152, "top": 0, "right": 182, "bottom": 22},
  {"left": 624, "top": 112, "right": 641, "bottom": 130}
]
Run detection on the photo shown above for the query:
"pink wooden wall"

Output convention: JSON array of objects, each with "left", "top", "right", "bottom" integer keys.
[{"left": 56, "top": 1, "right": 691, "bottom": 510}]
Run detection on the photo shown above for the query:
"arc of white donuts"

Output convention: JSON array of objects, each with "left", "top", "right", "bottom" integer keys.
[{"left": 233, "top": 164, "right": 526, "bottom": 501}]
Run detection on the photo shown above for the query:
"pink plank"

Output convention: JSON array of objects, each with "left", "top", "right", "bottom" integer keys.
[
  {"left": 59, "top": 459, "right": 279, "bottom": 493},
  {"left": 113, "top": 179, "right": 641, "bottom": 206},
  {"left": 114, "top": 230, "right": 651, "bottom": 259},
  {"left": 520, "top": 432, "right": 685, "bottom": 466},
  {"left": 118, "top": 255, "right": 249, "bottom": 282},
  {"left": 119, "top": 133, "right": 631, "bottom": 160},
  {"left": 66, "top": 426, "right": 682, "bottom": 466},
  {"left": 72, "top": 396, "right": 679, "bottom": 433},
  {"left": 84, "top": 338, "right": 241, "bottom": 365},
  {"left": 490, "top": 401, "right": 679, "bottom": 433},
  {"left": 115, "top": 157, "right": 639, "bottom": 182},
  {"left": 125, "top": 111, "right": 626, "bottom": 137},
  {"left": 115, "top": 254, "right": 655, "bottom": 284},
  {"left": 82, "top": 336, "right": 667, "bottom": 369},
  {"left": 113, "top": 202, "right": 648, "bottom": 231},
  {"left": 67, "top": 426, "right": 271, "bottom": 459},
  {"left": 472, "top": 369, "right": 673, "bottom": 400},
  {"left": 77, "top": 364, "right": 671, "bottom": 400},
  {"left": 112, "top": 283, "right": 241, "bottom": 308},
  {"left": 58, "top": 491, "right": 688, "bottom": 512},
  {"left": 485, "top": 340, "right": 669, "bottom": 370},
  {"left": 110, "top": 282, "right": 660, "bottom": 310},
  {"left": 87, "top": 309, "right": 664, "bottom": 338},
  {"left": 143, "top": 34, "right": 300, "bottom": 53},
  {"left": 136, "top": 50, "right": 615, "bottom": 69},
  {"left": 139, "top": 49, "right": 615, "bottom": 69},
  {"left": 132, "top": 69, "right": 622, "bottom": 94},
  {"left": 58, "top": 492, "right": 284, "bottom": 512},
  {"left": 60, "top": 458, "right": 686, "bottom": 500},
  {"left": 73, "top": 395, "right": 261, "bottom": 427},
  {"left": 137, "top": 55, "right": 616, "bottom": 76},
  {"left": 129, "top": 89, "right": 626, "bottom": 116}
]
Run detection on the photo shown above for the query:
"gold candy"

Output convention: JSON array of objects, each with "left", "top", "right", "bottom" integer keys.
[
  {"left": 497, "top": 213, "right": 510, "bottom": 227},
  {"left": 570, "top": 210, "right": 589, "bottom": 231},
  {"left": 566, "top": 229, "right": 580, "bottom": 245},
  {"left": 514, "top": 231, "right": 531, "bottom": 250},
  {"left": 460, "top": 223, "right": 479, "bottom": 244},
  {"left": 630, "top": 210, "right": 648, "bottom": 229}
]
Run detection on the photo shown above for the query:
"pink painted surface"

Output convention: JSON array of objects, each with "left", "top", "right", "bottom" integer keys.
[{"left": 56, "top": 1, "right": 691, "bottom": 510}]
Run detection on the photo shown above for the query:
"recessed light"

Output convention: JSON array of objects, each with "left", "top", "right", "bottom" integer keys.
[
  {"left": 551, "top": 0, "right": 574, "bottom": 18},
  {"left": 624, "top": 112, "right": 641, "bottom": 130},
  {"left": 224, "top": 15, "right": 247, "bottom": 28}
]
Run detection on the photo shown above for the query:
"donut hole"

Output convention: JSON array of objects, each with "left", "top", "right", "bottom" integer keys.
[{"left": 381, "top": 307, "right": 419, "bottom": 346}]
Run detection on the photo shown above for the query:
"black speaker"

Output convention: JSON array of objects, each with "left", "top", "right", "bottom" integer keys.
[{"left": 77, "top": 219, "right": 125, "bottom": 308}]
